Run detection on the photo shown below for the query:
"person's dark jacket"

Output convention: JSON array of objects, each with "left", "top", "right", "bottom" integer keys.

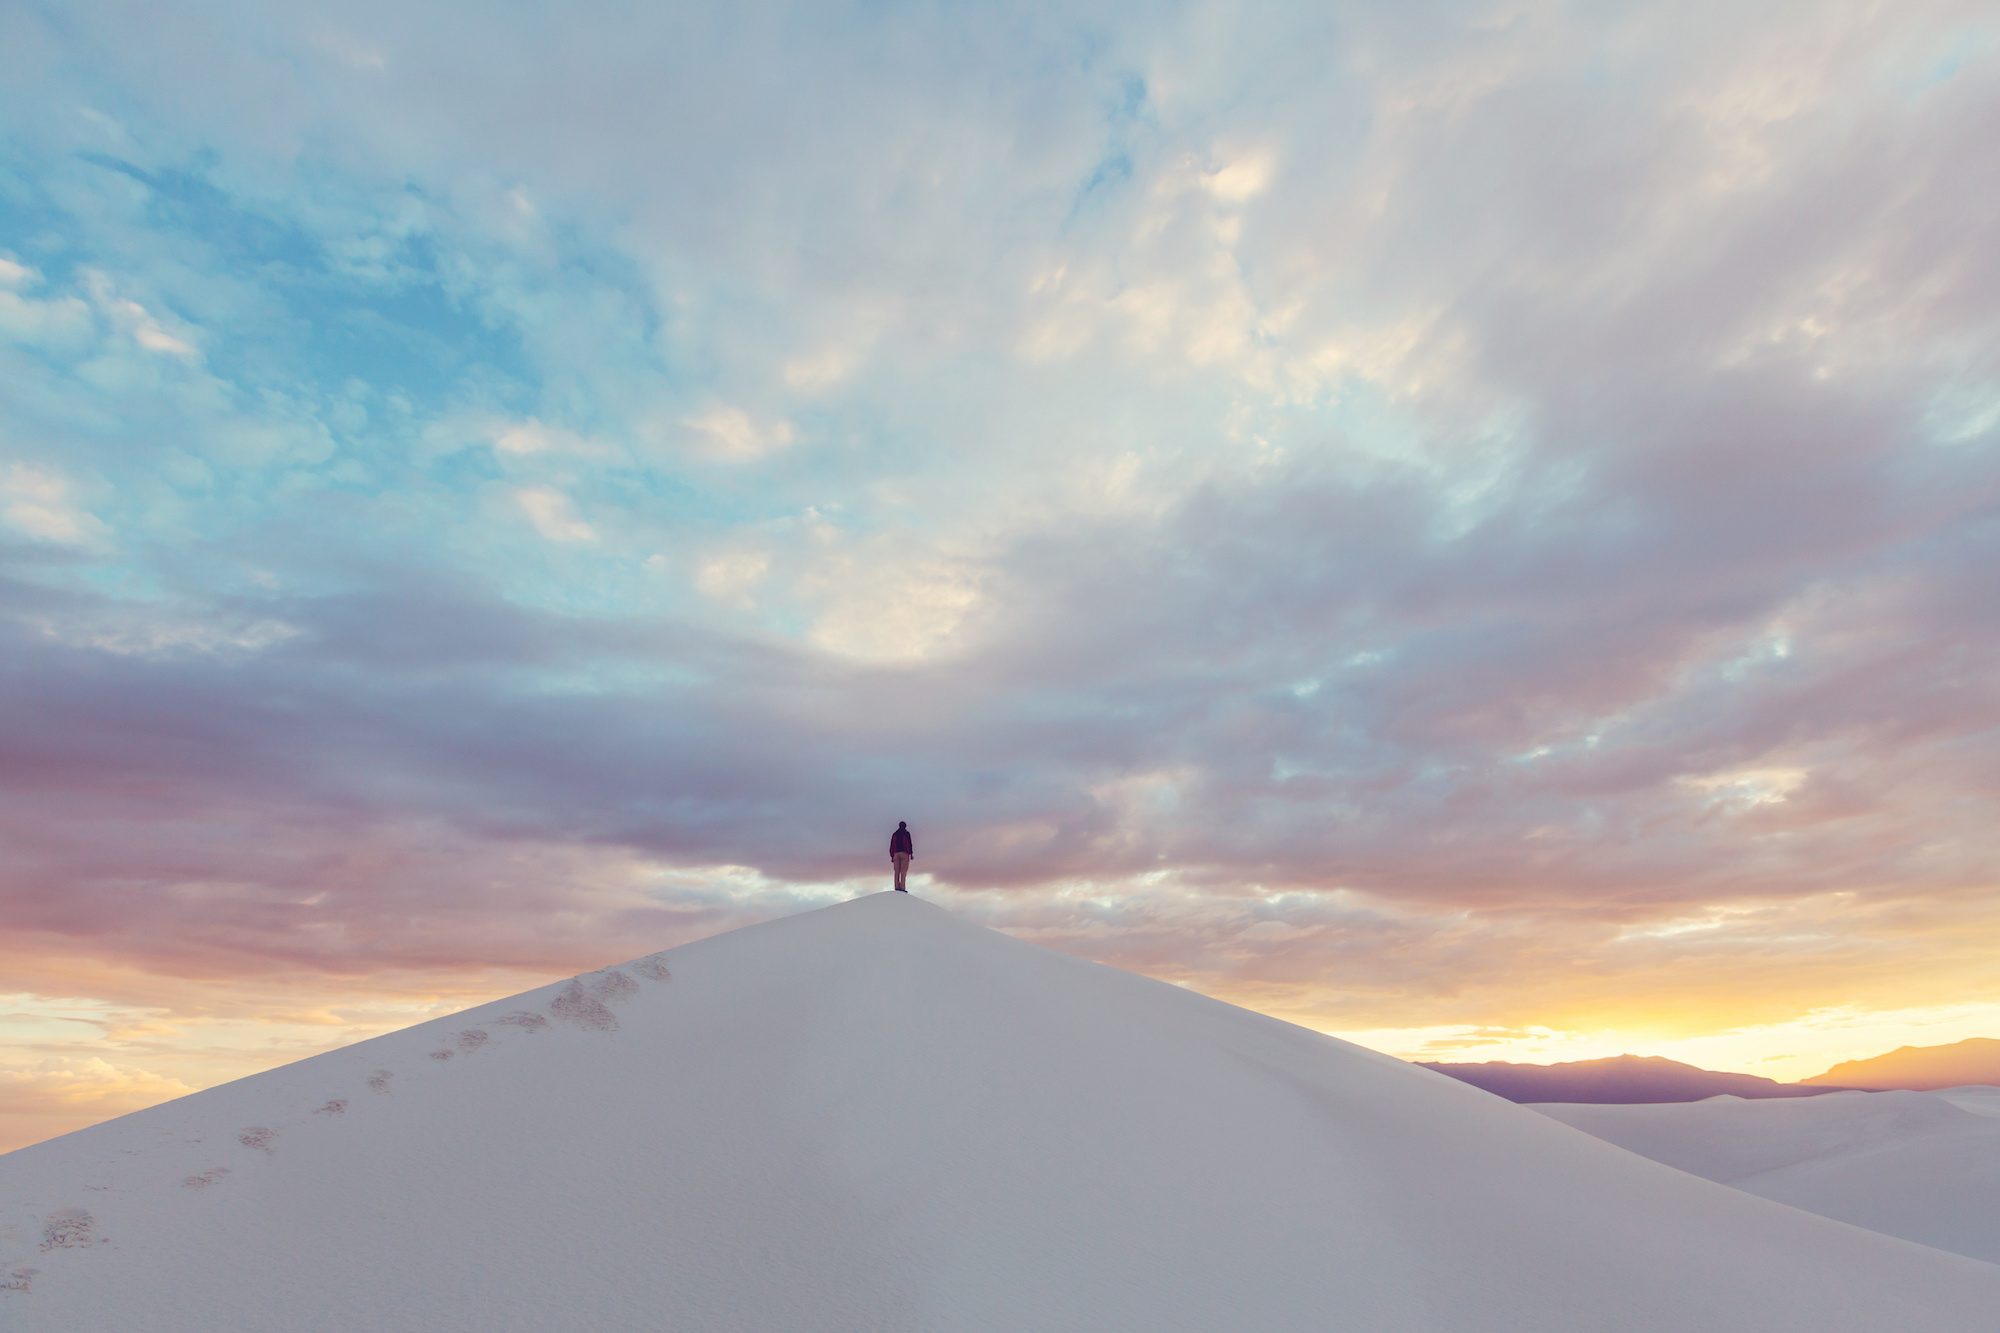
[{"left": 890, "top": 827, "right": 913, "bottom": 857}]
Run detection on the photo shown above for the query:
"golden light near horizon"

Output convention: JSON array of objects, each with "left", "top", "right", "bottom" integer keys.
[{"left": 1341, "top": 1001, "right": 2000, "bottom": 1084}]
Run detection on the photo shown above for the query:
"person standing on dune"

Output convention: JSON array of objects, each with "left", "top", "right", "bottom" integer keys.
[{"left": 890, "top": 821, "right": 914, "bottom": 892}]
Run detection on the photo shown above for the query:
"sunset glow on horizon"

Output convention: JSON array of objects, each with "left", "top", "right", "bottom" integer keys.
[{"left": 4, "top": 1, "right": 1998, "bottom": 1154}]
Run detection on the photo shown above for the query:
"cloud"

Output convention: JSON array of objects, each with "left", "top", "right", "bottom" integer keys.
[
  {"left": 1199, "top": 148, "right": 1277, "bottom": 203},
  {"left": 803, "top": 546, "right": 987, "bottom": 663},
  {"left": 492, "top": 421, "right": 566, "bottom": 455},
  {"left": 488, "top": 417, "right": 611, "bottom": 459},
  {"left": 512, "top": 486, "right": 597, "bottom": 543},
  {"left": 0, "top": 1057, "right": 195, "bottom": 1112},
  {"left": 0, "top": 1056, "right": 198, "bottom": 1152},
  {"left": 32, "top": 607, "right": 301, "bottom": 658},
  {"left": 0, "top": 277, "right": 94, "bottom": 351},
  {"left": 84, "top": 270, "right": 200, "bottom": 361},
  {"left": 782, "top": 339, "right": 870, "bottom": 393},
  {"left": 308, "top": 26, "right": 388, "bottom": 73},
  {"left": 694, "top": 549, "right": 771, "bottom": 607},
  {"left": 680, "top": 405, "right": 797, "bottom": 462},
  {"left": 1, "top": 464, "right": 109, "bottom": 547}
]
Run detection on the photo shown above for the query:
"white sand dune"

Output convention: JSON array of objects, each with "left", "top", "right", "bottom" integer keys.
[
  {"left": 1937, "top": 1085, "right": 2000, "bottom": 1118},
  {"left": 1537, "top": 1088, "right": 2000, "bottom": 1266},
  {"left": 5, "top": 894, "right": 1997, "bottom": 1331}
]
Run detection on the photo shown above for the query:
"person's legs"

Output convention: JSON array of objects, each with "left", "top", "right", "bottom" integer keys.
[{"left": 892, "top": 852, "right": 910, "bottom": 891}]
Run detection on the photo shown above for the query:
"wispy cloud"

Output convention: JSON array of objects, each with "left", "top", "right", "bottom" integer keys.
[
  {"left": 681, "top": 405, "right": 797, "bottom": 462},
  {"left": 512, "top": 486, "right": 597, "bottom": 543},
  {"left": 1, "top": 464, "right": 108, "bottom": 547}
]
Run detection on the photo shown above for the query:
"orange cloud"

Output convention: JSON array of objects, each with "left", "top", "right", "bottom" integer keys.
[{"left": 0, "top": 1059, "right": 197, "bottom": 1154}]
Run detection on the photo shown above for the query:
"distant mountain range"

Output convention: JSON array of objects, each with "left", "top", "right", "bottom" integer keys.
[
  {"left": 1803, "top": 1037, "right": 2000, "bottom": 1090},
  {"left": 1421, "top": 1038, "right": 2000, "bottom": 1104},
  {"left": 1420, "top": 1054, "right": 1846, "bottom": 1104}
]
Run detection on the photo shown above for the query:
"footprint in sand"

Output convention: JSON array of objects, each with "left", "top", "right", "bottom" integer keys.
[
  {"left": 368, "top": 1070, "right": 394, "bottom": 1093},
  {"left": 497, "top": 1010, "right": 548, "bottom": 1032},
  {"left": 456, "top": 1029, "right": 488, "bottom": 1053},
  {"left": 2, "top": 1266, "right": 35, "bottom": 1294},
  {"left": 550, "top": 980, "right": 619, "bottom": 1031},
  {"left": 183, "top": 1168, "right": 230, "bottom": 1190},
  {"left": 238, "top": 1127, "right": 276, "bottom": 1153},
  {"left": 588, "top": 969, "right": 639, "bottom": 1003},
  {"left": 38, "top": 1209, "right": 95, "bottom": 1252},
  {"left": 633, "top": 956, "right": 672, "bottom": 983},
  {"left": 428, "top": 1049, "right": 454, "bottom": 1061},
  {"left": 315, "top": 1099, "right": 347, "bottom": 1117}
]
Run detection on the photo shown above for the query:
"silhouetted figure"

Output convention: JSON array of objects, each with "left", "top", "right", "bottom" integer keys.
[{"left": 890, "top": 821, "right": 913, "bottom": 892}]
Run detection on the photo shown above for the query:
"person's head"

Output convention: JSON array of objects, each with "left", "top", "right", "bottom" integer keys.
[{"left": 898, "top": 820, "right": 907, "bottom": 829}]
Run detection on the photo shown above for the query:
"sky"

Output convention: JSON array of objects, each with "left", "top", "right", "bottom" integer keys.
[{"left": 2, "top": 0, "right": 1997, "bottom": 1153}]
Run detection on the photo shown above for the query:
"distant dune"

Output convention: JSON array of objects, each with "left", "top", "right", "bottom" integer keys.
[
  {"left": 1537, "top": 1089, "right": 2000, "bottom": 1265},
  {"left": 1423, "top": 1054, "right": 1845, "bottom": 1104},
  {"left": 1803, "top": 1038, "right": 2000, "bottom": 1090}
]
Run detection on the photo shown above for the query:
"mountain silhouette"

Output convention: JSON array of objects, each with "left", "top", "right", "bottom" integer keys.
[
  {"left": 1424, "top": 1053, "right": 1846, "bottom": 1103},
  {"left": 1805, "top": 1037, "right": 2000, "bottom": 1090}
]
